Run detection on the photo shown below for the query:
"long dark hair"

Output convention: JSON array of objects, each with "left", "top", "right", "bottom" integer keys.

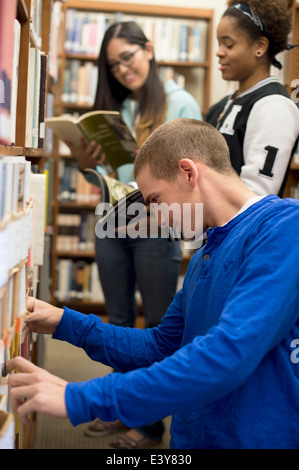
[{"left": 93, "top": 21, "right": 167, "bottom": 146}]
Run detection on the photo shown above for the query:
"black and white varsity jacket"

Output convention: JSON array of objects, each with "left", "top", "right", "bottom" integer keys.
[{"left": 206, "top": 77, "right": 299, "bottom": 197}]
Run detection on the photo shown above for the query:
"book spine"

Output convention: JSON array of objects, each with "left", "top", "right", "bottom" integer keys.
[
  {"left": 9, "top": 19, "right": 21, "bottom": 145},
  {"left": 0, "top": 0, "right": 17, "bottom": 145},
  {"left": 38, "top": 54, "right": 48, "bottom": 149}
]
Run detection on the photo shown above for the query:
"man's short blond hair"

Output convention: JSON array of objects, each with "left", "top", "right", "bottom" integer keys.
[{"left": 134, "top": 118, "right": 235, "bottom": 181}]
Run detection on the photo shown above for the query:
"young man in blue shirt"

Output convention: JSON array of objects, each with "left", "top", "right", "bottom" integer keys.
[{"left": 7, "top": 119, "right": 299, "bottom": 449}]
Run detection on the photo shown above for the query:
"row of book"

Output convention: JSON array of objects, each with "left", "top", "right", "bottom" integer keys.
[
  {"left": 58, "top": 160, "right": 100, "bottom": 203},
  {"left": 134, "top": 15, "right": 209, "bottom": 63},
  {"left": 0, "top": 256, "right": 36, "bottom": 449},
  {"left": 60, "top": 61, "right": 186, "bottom": 106},
  {"left": 45, "top": 92, "right": 54, "bottom": 154},
  {"left": 0, "top": 0, "right": 18, "bottom": 145},
  {"left": 0, "top": 157, "right": 31, "bottom": 222},
  {"left": 25, "top": 46, "right": 48, "bottom": 149},
  {"left": 48, "top": 1, "right": 62, "bottom": 82},
  {"left": 30, "top": 0, "right": 44, "bottom": 50},
  {"left": 0, "top": 157, "right": 46, "bottom": 448},
  {"left": 56, "top": 212, "right": 97, "bottom": 252},
  {"left": 54, "top": 259, "right": 104, "bottom": 303},
  {"left": 62, "top": 59, "right": 98, "bottom": 106},
  {"left": 64, "top": 9, "right": 208, "bottom": 63},
  {"left": 0, "top": 158, "right": 47, "bottom": 287},
  {"left": 0, "top": 1, "right": 48, "bottom": 147},
  {"left": 64, "top": 9, "right": 109, "bottom": 57}
]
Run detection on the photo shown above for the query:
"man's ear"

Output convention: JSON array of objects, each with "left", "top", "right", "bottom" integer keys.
[{"left": 178, "top": 159, "right": 199, "bottom": 188}]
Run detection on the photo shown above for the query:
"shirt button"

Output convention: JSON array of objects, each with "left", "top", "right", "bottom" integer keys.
[{"left": 203, "top": 254, "right": 210, "bottom": 261}]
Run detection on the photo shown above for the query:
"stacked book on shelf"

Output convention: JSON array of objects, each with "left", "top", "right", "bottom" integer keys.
[
  {"left": 0, "top": 156, "right": 48, "bottom": 449},
  {"left": 56, "top": 211, "right": 96, "bottom": 252},
  {"left": 0, "top": 0, "right": 48, "bottom": 148},
  {"left": 25, "top": 47, "right": 48, "bottom": 149},
  {"left": 55, "top": 259, "right": 104, "bottom": 303},
  {"left": 64, "top": 9, "right": 110, "bottom": 56},
  {"left": 0, "top": 157, "right": 32, "bottom": 449},
  {"left": 29, "top": 0, "right": 43, "bottom": 49},
  {"left": 0, "top": 0, "right": 18, "bottom": 146},
  {"left": 63, "top": 8, "right": 208, "bottom": 63},
  {"left": 58, "top": 160, "right": 101, "bottom": 202},
  {"left": 62, "top": 59, "right": 98, "bottom": 106}
]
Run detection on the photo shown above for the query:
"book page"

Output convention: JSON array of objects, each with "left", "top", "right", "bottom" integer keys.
[{"left": 45, "top": 118, "right": 84, "bottom": 149}]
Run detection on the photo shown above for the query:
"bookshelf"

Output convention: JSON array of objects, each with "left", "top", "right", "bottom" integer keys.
[
  {"left": 49, "top": 0, "right": 214, "bottom": 314},
  {"left": 0, "top": 0, "right": 54, "bottom": 449},
  {"left": 284, "top": 0, "right": 299, "bottom": 197}
]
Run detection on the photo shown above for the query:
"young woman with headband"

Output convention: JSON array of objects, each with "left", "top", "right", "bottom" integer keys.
[{"left": 207, "top": 0, "right": 299, "bottom": 197}]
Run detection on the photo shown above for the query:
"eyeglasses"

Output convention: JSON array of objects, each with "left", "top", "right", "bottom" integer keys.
[{"left": 108, "top": 47, "right": 142, "bottom": 73}]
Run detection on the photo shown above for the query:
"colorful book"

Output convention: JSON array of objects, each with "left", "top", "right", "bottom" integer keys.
[{"left": 0, "top": 0, "right": 17, "bottom": 145}]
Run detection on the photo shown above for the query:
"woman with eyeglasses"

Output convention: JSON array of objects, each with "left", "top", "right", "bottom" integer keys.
[
  {"left": 67, "top": 21, "right": 202, "bottom": 449},
  {"left": 206, "top": 0, "right": 299, "bottom": 197}
]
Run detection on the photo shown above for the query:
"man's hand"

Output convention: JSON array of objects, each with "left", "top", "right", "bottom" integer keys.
[
  {"left": 7, "top": 356, "right": 68, "bottom": 426},
  {"left": 22, "top": 297, "right": 64, "bottom": 341}
]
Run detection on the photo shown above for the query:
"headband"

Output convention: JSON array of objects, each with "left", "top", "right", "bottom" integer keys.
[
  {"left": 231, "top": 2, "right": 299, "bottom": 70},
  {"left": 231, "top": 2, "right": 267, "bottom": 33}
]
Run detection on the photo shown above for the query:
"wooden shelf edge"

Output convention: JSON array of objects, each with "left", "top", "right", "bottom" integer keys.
[
  {"left": 290, "top": 162, "right": 299, "bottom": 170},
  {"left": 62, "top": 53, "right": 209, "bottom": 69},
  {"left": 65, "top": 0, "right": 214, "bottom": 19},
  {"left": 55, "top": 250, "right": 96, "bottom": 258},
  {"left": 56, "top": 200, "right": 100, "bottom": 209},
  {"left": 0, "top": 145, "right": 24, "bottom": 156},
  {"left": 25, "top": 148, "right": 45, "bottom": 157},
  {"left": 17, "top": 0, "right": 28, "bottom": 22}
]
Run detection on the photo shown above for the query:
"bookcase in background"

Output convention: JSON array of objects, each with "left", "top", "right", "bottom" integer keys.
[
  {"left": 284, "top": 0, "right": 299, "bottom": 198},
  {"left": 49, "top": 0, "right": 214, "bottom": 315},
  {"left": 0, "top": 0, "right": 56, "bottom": 449}
]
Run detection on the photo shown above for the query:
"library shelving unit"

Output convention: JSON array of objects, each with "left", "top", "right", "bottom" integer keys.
[
  {"left": 284, "top": 0, "right": 299, "bottom": 198},
  {"left": 0, "top": 0, "right": 54, "bottom": 449},
  {"left": 50, "top": 0, "right": 214, "bottom": 315}
]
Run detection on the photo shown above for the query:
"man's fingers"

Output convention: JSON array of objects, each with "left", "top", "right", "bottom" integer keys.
[
  {"left": 24, "top": 311, "right": 44, "bottom": 324},
  {"left": 6, "top": 356, "right": 38, "bottom": 374},
  {"left": 26, "top": 296, "right": 37, "bottom": 312},
  {"left": 8, "top": 371, "right": 37, "bottom": 389},
  {"left": 9, "top": 387, "right": 34, "bottom": 426}
]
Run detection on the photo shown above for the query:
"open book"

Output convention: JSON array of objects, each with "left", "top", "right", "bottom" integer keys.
[
  {"left": 45, "top": 111, "right": 138, "bottom": 172},
  {"left": 83, "top": 169, "right": 183, "bottom": 240},
  {"left": 82, "top": 168, "right": 140, "bottom": 206},
  {"left": 82, "top": 168, "right": 144, "bottom": 230}
]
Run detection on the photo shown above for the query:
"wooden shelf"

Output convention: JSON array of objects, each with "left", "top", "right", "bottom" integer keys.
[
  {"left": 17, "top": 0, "right": 28, "bottom": 22},
  {"left": 56, "top": 200, "right": 100, "bottom": 209},
  {"left": 290, "top": 162, "right": 299, "bottom": 171},
  {"left": 65, "top": 0, "right": 213, "bottom": 19},
  {"left": 63, "top": 52, "right": 210, "bottom": 69},
  {"left": 55, "top": 250, "right": 96, "bottom": 258},
  {"left": 59, "top": 102, "right": 92, "bottom": 110},
  {"left": 0, "top": 145, "right": 24, "bottom": 156}
]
